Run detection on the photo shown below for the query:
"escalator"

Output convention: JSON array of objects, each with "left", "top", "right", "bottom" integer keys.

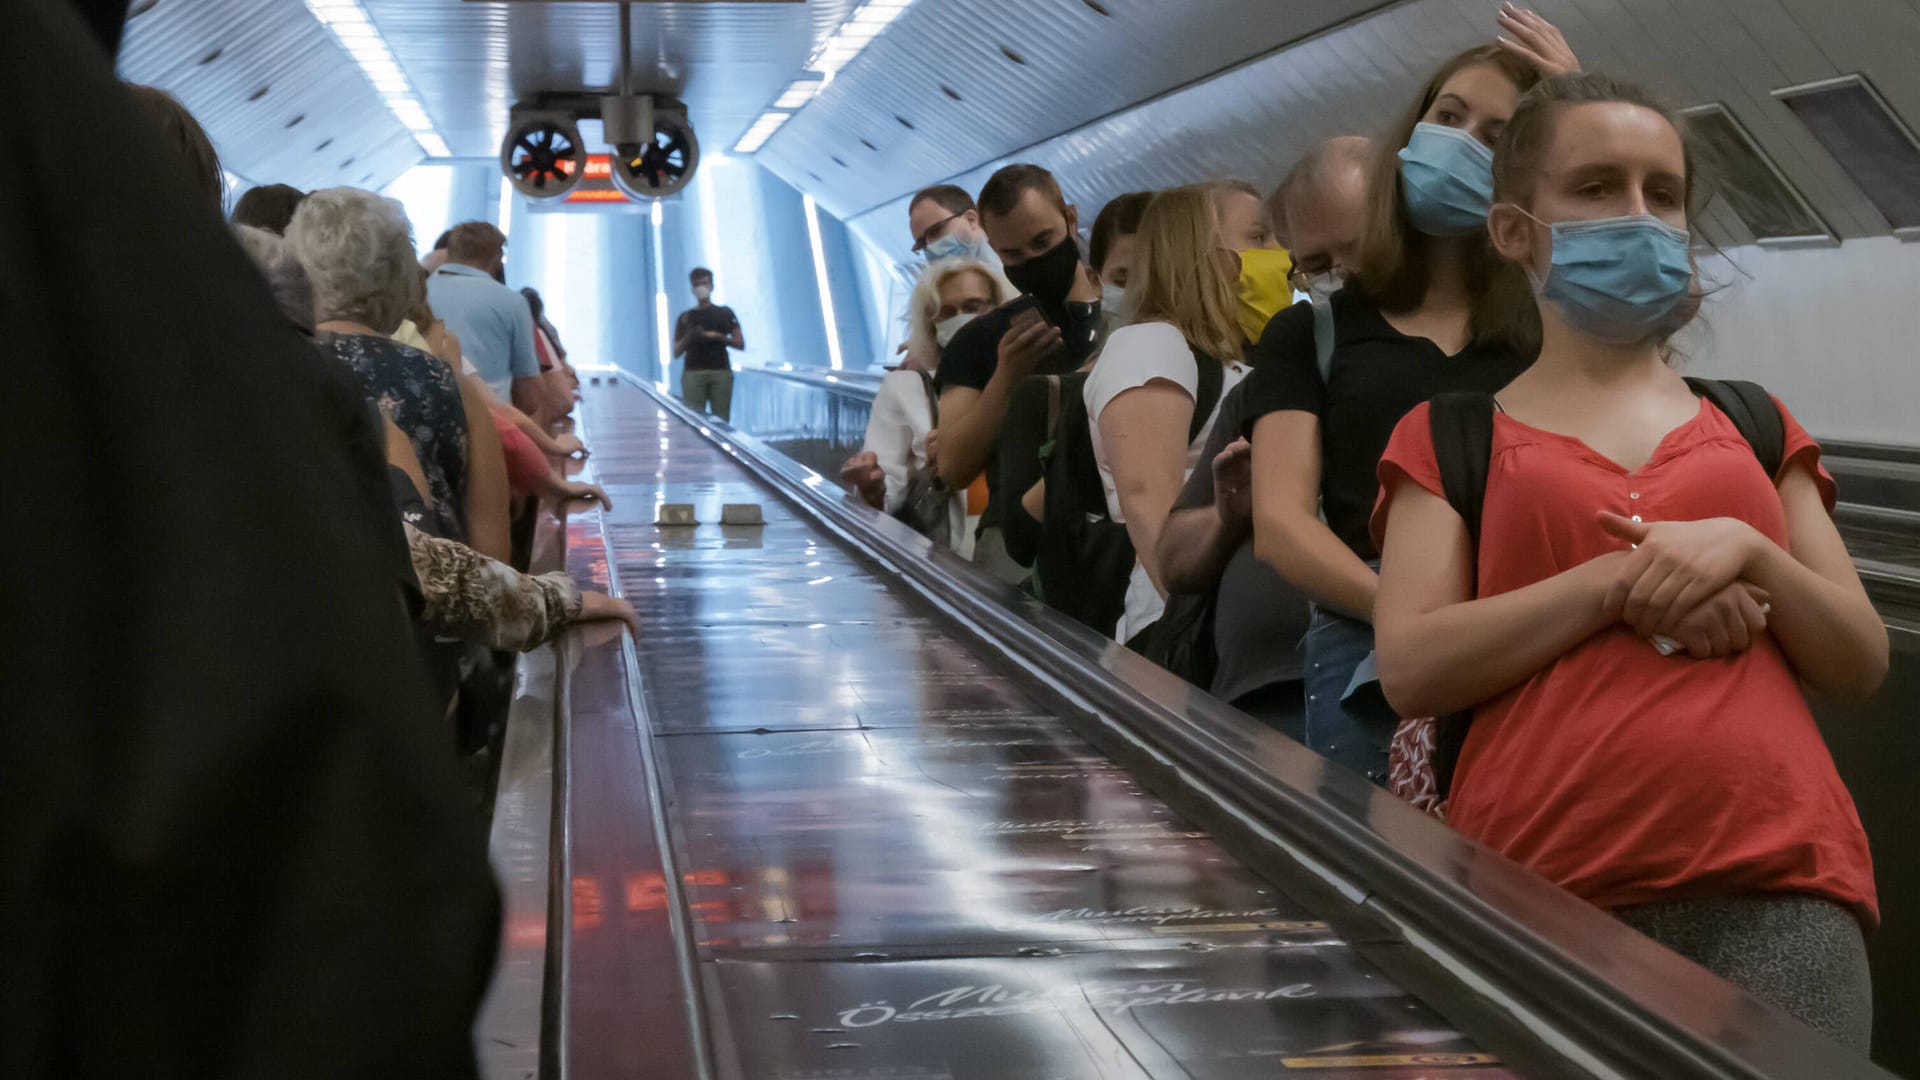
[{"left": 480, "top": 370, "right": 1894, "bottom": 1079}]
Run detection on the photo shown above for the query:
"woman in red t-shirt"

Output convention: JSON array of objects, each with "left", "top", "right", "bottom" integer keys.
[{"left": 1371, "top": 74, "right": 1887, "bottom": 1047}]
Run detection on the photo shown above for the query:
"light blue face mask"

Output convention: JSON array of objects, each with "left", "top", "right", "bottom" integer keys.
[
  {"left": 923, "top": 228, "right": 987, "bottom": 263},
  {"left": 1398, "top": 122, "right": 1496, "bottom": 237},
  {"left": 1518, "top": 209, "right": 1694, "bottom": 345},
  {"left": 1101, "top": 283, "right": 1127, "bottom": 315}
]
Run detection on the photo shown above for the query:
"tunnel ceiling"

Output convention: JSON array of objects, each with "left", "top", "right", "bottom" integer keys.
[
  {"left": 116, "top": 0, "right": 1389, "bottom": 201},
  {"left": 750, "top": 0, "right": 1395, "bottom": 220},
  {"left": 116, "top": 0, "right": 1920, "bottom": 256}
]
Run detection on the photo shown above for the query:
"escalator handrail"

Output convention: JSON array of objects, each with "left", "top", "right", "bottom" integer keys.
[{"left": 739, "top": 365, "right": 886, "bottom": 399}]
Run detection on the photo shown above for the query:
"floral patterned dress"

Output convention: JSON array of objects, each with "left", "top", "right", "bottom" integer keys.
[{"left": 317, "top": 331, "right": 471, "bottom": 539}]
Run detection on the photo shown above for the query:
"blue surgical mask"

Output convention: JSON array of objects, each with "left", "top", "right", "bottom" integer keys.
[
  {"left": 1398, "top": 122, "right": 1496, "bottom": 237},
  {"left": 923, "top": 229, "right": 981, "bottom": 263},
  {"left": 1519, "top": 209, "right": 1694, "bottom": 345},
  {"left": 1101, "top": 283, "right": 1127, "bottom": 315}
]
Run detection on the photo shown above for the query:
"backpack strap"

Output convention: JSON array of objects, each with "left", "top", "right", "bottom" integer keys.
[
  {"left": 916, "top": 369, "right": 940, "bottom": 425},
  {"left": 1684, "top": 377, "right": 1784, "bottom": 479},
  {"left": 1188, "top": 346, "right": 1227, "bottom": 445},
  {"left": 1044, "top": 374, "right": 1063, "bottom": 440},
  {"left": 1427, "top": 393, "right": 1499, "bottom": 548},
  {"left": 1311, "top": 296, "right": 1337, "bottom": 384}
]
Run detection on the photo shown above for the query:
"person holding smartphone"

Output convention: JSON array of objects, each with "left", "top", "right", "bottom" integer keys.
[
  {"left": 673, "top": 266, "right": 745, "bottom": 422},
  {"left": 935, "top": 164, "right": 1109, "bottom": 583}
]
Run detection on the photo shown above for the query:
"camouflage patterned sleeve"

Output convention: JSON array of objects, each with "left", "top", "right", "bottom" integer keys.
[{"left": 404, "top": 522, "right": 585, "bottom": 650}]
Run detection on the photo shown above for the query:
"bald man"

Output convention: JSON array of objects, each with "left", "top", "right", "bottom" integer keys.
[
  {"left": 1277, "top": 134, "right": 1372, "bottom": 297},
  {"left": 1150, "top": 136, "right": 1373, "bottom": 728}
]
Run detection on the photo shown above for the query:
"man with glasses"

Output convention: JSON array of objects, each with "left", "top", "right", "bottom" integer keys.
[
  {"left": 1279, "top": 135, "right": 1372, "bottom": 301},
  {"left": 907, "top": 184, "right": 998, "bottom": 266},
  {"left": 1151, "top": 136, "right": 1373, "bottom": 732}
]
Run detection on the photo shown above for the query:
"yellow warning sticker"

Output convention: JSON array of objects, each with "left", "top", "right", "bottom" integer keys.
[{"left": 1279, "top": 1053, "right": 1501, "bottom": 1068}]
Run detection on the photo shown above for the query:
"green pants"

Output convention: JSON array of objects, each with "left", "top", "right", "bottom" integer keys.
[{"left": 680, "top": 367, "right": 734, "bottom": 423}]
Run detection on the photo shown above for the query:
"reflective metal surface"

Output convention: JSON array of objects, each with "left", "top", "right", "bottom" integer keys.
[
  {"left": 558, "top": 377, "right": 1546, "bottom": 1078},
  {"left": 532, "top": 374, "right": 1903, "bottom": 1078},
  {"left": 727, "top": 367, "right": 881, "bottom": 482}
]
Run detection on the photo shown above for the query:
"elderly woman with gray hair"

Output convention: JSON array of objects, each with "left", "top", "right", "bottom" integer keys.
[
  {"left": 236, "top": 221, "right": 636, "bottom": 650},
  {"left": 288, "top": 187, "right": 510, "bottom": 560}
]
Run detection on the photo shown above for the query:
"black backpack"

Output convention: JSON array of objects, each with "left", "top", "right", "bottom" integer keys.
[
  {"left": 1033, "top": 348, "right": 1225, "bottom": 638},
  {"left": 1422, "top": 377, "right": 1785, "bottom": 797}
]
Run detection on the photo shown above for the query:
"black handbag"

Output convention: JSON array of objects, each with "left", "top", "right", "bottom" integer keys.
[{"left": 892, "top": 371, "right": 955, "bottom": 546}]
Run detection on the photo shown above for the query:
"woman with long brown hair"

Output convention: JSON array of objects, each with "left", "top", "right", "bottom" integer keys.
[
  {"left": 1240, "top": 11, "right": 1577, "bottom": 782},
  {"left": 1373, "top": 73, "right": 1881, "bottom": 1044}
]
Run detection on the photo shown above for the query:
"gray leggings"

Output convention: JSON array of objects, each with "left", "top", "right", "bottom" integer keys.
[{"left": 1613, "top": 893, "right": 1872, "bottom": 1051}]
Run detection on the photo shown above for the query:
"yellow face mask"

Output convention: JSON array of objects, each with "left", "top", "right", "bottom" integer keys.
[{"left": 1236, "top": 246, "right": 1295, "bottom": 344}]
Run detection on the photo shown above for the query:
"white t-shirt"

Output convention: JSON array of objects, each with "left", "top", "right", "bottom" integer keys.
[
  {"left": 863, "top": 369, "right": 968, "bottom": 553},
  {"left": 1083, "top": 321, "right": 1249, "bottom": 642}
]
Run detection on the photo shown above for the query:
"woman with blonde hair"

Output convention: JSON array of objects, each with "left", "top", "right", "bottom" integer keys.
[
  {"left": 1083, "top": 183, "right": 1251, "bottom": 642},
  {"left": 843, "top": 256, "right": 1014, "bottom": 551}
]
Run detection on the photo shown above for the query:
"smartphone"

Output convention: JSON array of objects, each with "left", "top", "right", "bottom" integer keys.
[{"left": 1002, "top": 294, "right": 1041, "bottom": 324}]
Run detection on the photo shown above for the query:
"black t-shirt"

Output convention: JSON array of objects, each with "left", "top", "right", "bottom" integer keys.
[
  {"left": 5, "top": 4, "right": 501, "bottom": 1071},
  {"left": 1237, "top": 291, "right": 1529, "bottom": 560},
  {"left": 676, "top": 304, "right": 738, "bottom": 371},
  {"left": 1171, "top": 380, "right": 1310, "bottom": 702},
  {"left": 937, "top": 298, "right": 1104, "bottom": 529}
]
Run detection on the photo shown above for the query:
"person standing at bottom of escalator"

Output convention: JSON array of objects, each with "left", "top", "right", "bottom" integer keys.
[{"left": 673, "top": 266, "right": 744, "bottom": 422}]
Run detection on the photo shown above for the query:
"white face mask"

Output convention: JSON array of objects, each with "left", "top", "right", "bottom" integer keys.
[
  {"left": 693, "top": 284, "right": 712, "bottom": 301},
  {"left": 1100, "top": 283, "right": 1127, "bottom": 314},
  {"left": 934, "top": 312, "right": 978, "bottom": 348},
  {"left": 1302, "top": 271, "right": 1343, "bottom": 302}
]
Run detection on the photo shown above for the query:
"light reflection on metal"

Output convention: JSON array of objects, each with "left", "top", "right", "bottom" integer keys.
[{"left": 650, "top": 198, "right": 671, "bottom": 392}]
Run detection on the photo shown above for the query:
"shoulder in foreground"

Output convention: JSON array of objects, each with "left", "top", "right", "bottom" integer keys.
[
  {"left": 1104, "top": 319, "right": 1190, "bottom": 351},
  {"left": 1258, "top": 297, "right": 1318, "bottom": 342}
]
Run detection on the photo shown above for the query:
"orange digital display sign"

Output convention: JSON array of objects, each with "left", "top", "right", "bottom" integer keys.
[{"left": 563, "top": 153, "right": 630, "bottom": 205}]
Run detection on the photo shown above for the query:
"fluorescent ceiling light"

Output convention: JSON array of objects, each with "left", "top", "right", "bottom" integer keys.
[
  {"left": 303, "top": 0, "right": 450, "bottom": 161},
  {"left": 805, "top": 0, "right": 918, "bottom": 77},
  {"left": 774, "top": 81, "right": 822, "bottom": 109},
  {"left": 732, "top": 112, "right": 791, "bottom": 154},
  {"left": 735, "top": 0, "right": 915, "bottom": 156}
]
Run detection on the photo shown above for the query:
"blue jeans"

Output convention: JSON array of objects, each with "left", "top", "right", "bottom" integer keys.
[{"left": 1302, "top": 608, "right": 1397, "bottom": 785}]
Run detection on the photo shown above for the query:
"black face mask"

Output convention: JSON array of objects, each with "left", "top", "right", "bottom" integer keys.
[{"left": 1003, "top": 234, "right": 1082, "bottom": 313}]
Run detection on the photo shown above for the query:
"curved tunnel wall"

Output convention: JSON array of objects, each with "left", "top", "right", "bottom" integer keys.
[{"left": 836, "top": 0, "right": 1920, "bottom": 446}]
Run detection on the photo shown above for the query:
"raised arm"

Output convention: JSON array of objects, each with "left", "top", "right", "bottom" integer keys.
[
  {"left": 936, "top": 316, "right": 1062, "bottom": 489},
  {"left": 1248, "top": 410, "right": 1380, "bottom": 620}
]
